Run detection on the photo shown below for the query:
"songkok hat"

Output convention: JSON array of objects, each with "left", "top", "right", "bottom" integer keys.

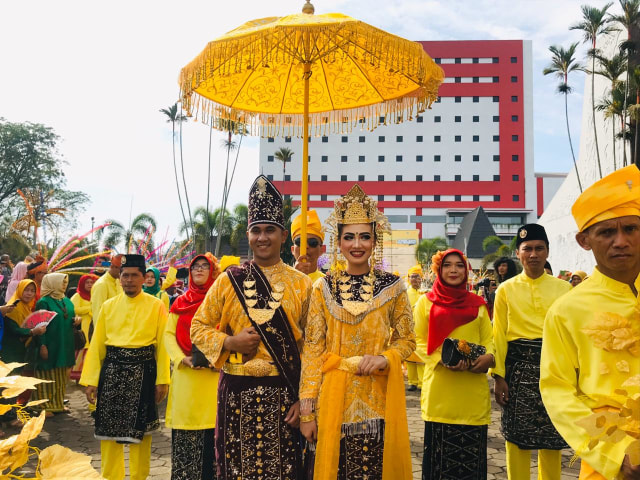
[
  {"left": 110, "top": 254, "right": 123, "bottom": 267},
  {"left": 571, "top": 270, "right": 587, "bottom": 281},
  {"left": 291, "top": 209, "right": 324, "bottom": 242},
  {"left": 121, "top": 254, "right": 146, "bottom": 270},
  {"left": 572, "top": 165, "right": 640, "bottom": 232},
  {"left": 247, "top": 175, "right": 284, "bottom": 229},
  {"left": 407, "top": 265, "right": 423, "bottom": 277},
  {"left": 219, "top": 255, "right": 241, "bottom": 272},
  {"left": 516, "top": 224, "right": 549, "bottom": 248}
]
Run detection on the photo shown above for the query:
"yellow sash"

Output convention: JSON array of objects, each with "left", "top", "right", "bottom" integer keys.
[{"left": 314, "top": 350, "right": 412, "bottom": 480}]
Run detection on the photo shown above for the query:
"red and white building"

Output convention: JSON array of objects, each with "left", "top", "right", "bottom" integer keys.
[{"left": 260, "top": 40, "right": 560, "bottom": 242}]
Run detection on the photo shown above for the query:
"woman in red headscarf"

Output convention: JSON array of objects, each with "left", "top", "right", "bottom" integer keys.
[
  {"left": 414, "top": 249, "right": 495, "bottom": 480},
  {"left": 164, "top": 253, "right": 220, "bottom": 480},
  {"left": 70, "top": 274, "right": 98, "bottom": 381}
]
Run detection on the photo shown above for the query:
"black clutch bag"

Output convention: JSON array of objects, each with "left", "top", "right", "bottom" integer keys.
[
  {"left": 441, "top": 338, "right": 486, "bottom": 367},
  {"left": 191, "top": 344, "right": 210, "bottom": 368}
]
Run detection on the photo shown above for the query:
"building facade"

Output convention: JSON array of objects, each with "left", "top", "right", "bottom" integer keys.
[{"left": 260, "top": 40, "right": 546, "bottom": 245}]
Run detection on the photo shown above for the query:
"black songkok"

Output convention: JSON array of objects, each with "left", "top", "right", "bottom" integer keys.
[
  {"left": 121, "top": 254, "right": 146, "bottom": 270},
  {"left": 516, "top": 223, "right": 549, "bottom": 248},
  {"left": 247, "top": 175, "right": 285, "bottom": 230}
]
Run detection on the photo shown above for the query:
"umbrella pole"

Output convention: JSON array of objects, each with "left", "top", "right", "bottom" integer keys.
[{"left": 300, "top": 62, "right": 311, "bottom": 257}]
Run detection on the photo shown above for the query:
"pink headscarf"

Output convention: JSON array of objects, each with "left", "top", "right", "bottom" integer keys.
[{"left": 5, "top": 262, "right": 28, "bottom": 303}]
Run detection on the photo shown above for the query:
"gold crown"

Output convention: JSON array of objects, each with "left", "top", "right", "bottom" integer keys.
[{"left": 334, "top": 184, "right": 377, "bottom": 225}]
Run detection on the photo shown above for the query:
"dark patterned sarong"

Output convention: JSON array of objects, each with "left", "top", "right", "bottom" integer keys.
[
  {"left": 215, "top": 372, "right": 302, "bottom": 480},
  {"left": 94, "top": 345, "right": 159, "bottom": 443},
  {"left": 171, "top": 428, "right": 216, "bottom": 480},
  {"left": 501, "top": 338, "right": 568, "bottom": 450},
  {"left": 422, "top": 421, "right": 487, "bottom": 480},
  {"left": 338, "top": 419, "right": 385, "bottom": 480}
]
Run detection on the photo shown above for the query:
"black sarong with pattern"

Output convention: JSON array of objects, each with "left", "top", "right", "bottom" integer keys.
[
  {"left": 501, "top": 338, "right": 568, "bottom": 450},
  {"left": 215, "top": 373, "right": 302, "bottom": 480},
  {"left": 337, "top": 419, "right": 385, "bottom": 480},
  {"left": 422, "top": 421, "right": 487, "bottom": 480},
  {"left": 94, "top": 345, "right": 159, "bottom": 443},
  {"left": 171, "top": 428, "right": 216, "bottom": 480}
]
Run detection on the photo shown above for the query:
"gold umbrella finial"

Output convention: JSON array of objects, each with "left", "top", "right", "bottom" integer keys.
[{"left": 302, "top": 0, "right": 315, "bottom": 14}]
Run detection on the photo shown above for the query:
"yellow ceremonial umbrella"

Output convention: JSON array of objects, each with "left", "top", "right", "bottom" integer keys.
[{"left": 180, "top": 1, "right": 444, "bottom": 255}]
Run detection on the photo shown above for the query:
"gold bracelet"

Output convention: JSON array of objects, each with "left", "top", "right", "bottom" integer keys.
[{"left": 300, "top": 414, "right": 316, "bottom": 423}]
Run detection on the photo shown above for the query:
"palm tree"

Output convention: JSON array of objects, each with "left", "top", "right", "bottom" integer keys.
[
  {"left": 160, "top": 104, "right": 190, "bottom": 240},
  {"left": 629, "top": 66, "right": 640, "bottom": 164},
  {"left": 570, "top": 2, "right": 616, "bottom": 179},
  {"left": 229, "top": 203, "right": 248, "bottom": 256},
  {"left": 608, "top": 0, "right": 640, "bottom": 166},
  {"left": 595, "top": 52, "right": 627, "bottom": 169},
  {"left": 182, "top": 206, "right": 234, "bottom": 254},
  {"left": 543, "top": 43, "right": 585, "bottom": 192},
  {"left": 281, "top": 197, "right": 299, "bottom": 265},
  {"left": 415, "top": 237, "right": 448, "bottom": 271},
  {"left": 274, "top": 147, "right": 294, "bottom": 183},
  {"left": 101, "top": 213, "right": 157, "bottom": 253},
  {"left": 481, "top": 235, "right": 516, "bottom": 268}
]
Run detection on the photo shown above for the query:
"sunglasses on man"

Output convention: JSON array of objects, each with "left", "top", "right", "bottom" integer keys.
[{"left": 294, "top": 237, "right": 321, "bottom": 248}]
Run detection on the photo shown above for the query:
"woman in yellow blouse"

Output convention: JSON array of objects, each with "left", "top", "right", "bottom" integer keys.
[
  {"left": 414, "top": 248, "right": 495, "bottom": 480},
  {"left": 69, "top": 274, "right": 98, "bottom": 381},
  {"left": 299, "top": 184, "right": 416, "bottom": 480},
  {"left": 164, "top": 253, "right": 220, "bottom": 480}
]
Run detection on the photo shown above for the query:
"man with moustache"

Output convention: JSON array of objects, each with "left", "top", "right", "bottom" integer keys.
[
  {"left": 291, "top": 209, "right": 325, "bottom": 282},
  {"left": 490, "top": 224, "right": 572, "bottom": 480}
]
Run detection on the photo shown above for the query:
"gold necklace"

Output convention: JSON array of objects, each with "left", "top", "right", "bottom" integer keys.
[
  {"left": 338, "top": 271, "right": 375, "bottom": 316},
  {"left": 243, "top": 263, "right": 285, "bottom": 325}
]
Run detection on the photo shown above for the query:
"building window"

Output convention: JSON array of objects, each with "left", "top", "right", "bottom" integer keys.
[
  {"left": 434, "top": 195, "right": 441, "bottom": 201},
  {"left": 512, "top": 135, "right": 519, "bottom": 141},
  {"left": 396, "top": 195, "right": 402, "bottom": 201},
  {"left": 434, "top": 175, "right": 441, "bottom": 181},
  {"left": 434, "top": 154, "right": 441, "bottom": 162},
  {"left": 308, "top": 137, "right": 311, "bottom": 143},
  {"left": 434, "top": 58, "right": 441, "bottom": 64},
  {"left": 417, "top": 194, "right": 423, "bottom": 201},
  {"left": 359, "top": 136, "right": 365, "bottom": 143},
  {"left": 455, "top": 57, "right": 461, "bottom": 64},
  {"left": 473, "top": 135, "right": 479, "bottom": 142},
  {"left": 341, "top": 136, "right": 348, "bottom": 143},
  {"left": 493, "top": 135, "right": 500, "bottom": 142},
  {"left": 322, "top": 136, "right": 328, "bottom": 143},
  {"left": 512, "top": 174, "right": 519, "bottom": 181},
  {"left": 473, "top": 96, "right": 479, "bottom": 103},
  {"left": 493, "top": 96, "right": 499, "bottom": 102},
  {"left": 267, "top": 174, "right": 273, "bottom": 180},
  {"left": 378, "top": 175, "right": 384, "bottom": 181},
  {"left": 455, "top": 135, "right": 461, "bottom": 142},
  {"left": 512, "top": 154, "right": 519, "bottom": 161},
  {"left": 378, "top": 155, "right": 385, "bottom": 162},
  {"left": 473, "top": 115, "right": 479, "bottom": 122},
  {"left": 435, "top": 98, "right": 441, "bottom": 103},
  {"left": 341, "top": 155, "right": 348, "bottom": 162},
  {"left": 455, "top": 155, "right": 462, "bottom": 162},
  {"left": 321, "top": 194, "right": 327, "bottom": 201},
  {"left": 434, "top": 136, "right": 441, "bottom": 142},
  {"left": 416, "top": 175, "right": 423, "bottom": 181},
  {"left": 416, "top": 135, "right": 423, "bottom": 142},
  {"left": 417, "top": 155, "right": 423, "bottom": 162},
  {"left": 358, "top": 175, "right": 365, "bottom": 181},
  {"left": 267, "top": 137, "right": 274, "bottom": 143},
  {"left": 494, "top": 195, "right": 501, "bottom": 201},
  {"left": 493, "top": 76, "right": 499, "bottom": 83},
  {"left": 396, "top": 175, "right": 402, "bottom": 181},
  {"left": 493, "top": 154, "right": 500, "bottom": 162},
  {"left": 473, "top": 195, "right": 480, "bottom": 201},
  {"left": 455, "top": 175, "right": 461, "bottom": 181},
  {"left": 493, "top": 57, "right": 499, "bottom": 63},
  {"left": 379, "top": 136, "right": 385, "bottom": 142},
  {"left": 434, "top": 116, "right": 441, "bottom": 122},
  {"left": 473, "top": 155, "right": 479, "bottom": 162},
  {"left": 322, "top": 155, "right": 328, "bottom": 162},
  {"left": 417, "top": 116, "right": 424, "bottom": 123},
  {"left": 455, "top": 96, "right": 462, "bottom": 103},
  {"left": 512, "top": 115, "right": 519, "bottom": 121},
  {"left": 359, "top": 155, "right": 365, "bottom": 162},
  {"left": 379, "top": 116, "right": 385, "bottom": 123},
  {"left": 511, "top": 56, "right": 518, "bottom": 63},
  {"left": 473, "top": 77, "right": 479, "bottom": 83},
  {"left": 493, "top": 115, "right": 499, "bottom": 122},
  {"left": 511, "top": 76, "right": 518, "bottom": 82},
  {"left": 396, "top": 135, "right": 403, "bottom": 142},
  {"left": 285, "top": 136, "right": 291, "bottom": 143},
  {"left": 473, "top": 174, "right": 479, "bottom": 181},
  {"left": 513, "top": 195, "right": 520, "bottom": 201},
  {"left": 455, "top": 116, "right": 461, "bottom": 122},
  {"left": 511, "top": 95, "right": 518, "bottom": 102},
  {"left": 455, "top": 77, "right": 462, "bottom": 83},
  {"left": 267, "top": 155, "right": 274, "bottom": 162},
  {"left": 378, "top": 195, "right": 384, "bottom": 200},
  {"left": 473, "top": 57, "right": 479, "bottom": 63},
  {"left": 321, "top": 175, "right": 328, "bottom": 181},
  {"left": 493, "top": 175, "right": 500, "bottom": 181},
  {"left": 396, "top": 155, "right": 403, "bottom": 162},
  {"left": 341, "top": 175, "right": 347, "bottom": 181}
]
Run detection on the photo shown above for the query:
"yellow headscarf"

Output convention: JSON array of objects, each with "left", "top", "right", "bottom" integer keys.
[
  {"left": 291, "top": 209, "right": 325, "bottom": 242},
  {"left": 571, "top": 270, "right": 587, "bottom": 281},
  {"left": 219, "top": 255, "right": 241, "bottom": 272},
  {"left": 40, "top": 273, "right": 68, "bottom": 300},
  {"left": 407, "top": 265, "right": 423, "bottom": 277},
  {"left": 6, "top": 279, "right": 37, "bottom": 325},
  {"left": 572, "top": 165, "right": 640, "bottom": 231}
]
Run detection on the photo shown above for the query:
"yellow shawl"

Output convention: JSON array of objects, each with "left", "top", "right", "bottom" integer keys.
[{"left": 6, "top": 279, "right": 36, "bottom": 325}]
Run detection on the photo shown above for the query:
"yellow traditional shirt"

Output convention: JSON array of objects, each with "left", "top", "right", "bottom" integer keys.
[
  {"left": 164, "top": 312, "right": 219, "bottom": 430},
  {"left": 161, "top": 267, "right": 177, "bottom": 291},
  {"left": 299, "top": 277, "right": 415, "bottom": 424},
  {"left": 406, "top": 286, "right": 424, "bottom": 309},
  {"left": 90, "top": 273, "right": 122, "bottom": 326},
  {"left": 491, "top": 271, "right": 572, "bottom": 377},
  {"left": 70, "top": 293, "right": 92, "bottom": 348},
  {"left": 80, "top": 291, "right": 170, "bottom": 387},
  {"left": 308, "top": 270, "right": 325, "bottom": 283},
  {"left": 190, "top": 261, "right": 312, "bottom": 368},
  {"left": 414, "top": 295, "right": 494, "bottom": 425},
  {"left": 540, "top": 268, "right": 640, "bottom": 480}
]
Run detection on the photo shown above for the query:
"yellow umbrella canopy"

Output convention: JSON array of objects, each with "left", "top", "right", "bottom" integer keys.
[{"left": 179, "top": 1, "right": 444, "bottom": 253}]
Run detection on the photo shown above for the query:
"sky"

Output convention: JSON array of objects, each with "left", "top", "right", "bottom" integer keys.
[{"left": 0, "top": 0, "right": 617, "bottom": 244}]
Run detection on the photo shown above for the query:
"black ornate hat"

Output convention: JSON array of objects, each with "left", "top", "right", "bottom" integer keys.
[
  {"left": 247, "top": 175, "right": 285, "bottom": 229},
  {"left": 121, "top": 254, "right": 146, "bottom": 270},
  {"left": 516, "top": 223, "right": 549, "bottom": 248}
]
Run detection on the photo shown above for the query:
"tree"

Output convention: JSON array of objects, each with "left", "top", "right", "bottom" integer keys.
[
  {"left": 274, "top": 147, "right": 294, "bottom": 184},
  {"left": 543, "top": 43, "right": 585, "bottom": 192},
  {"left": 570, "top": 2, "right": 616, "bottom": 178},
  {"left": 629, "top": 66, "right": 640, "bottom": 164},
  {"left": 608, "top": 0, "right": 640, "bottom": 167},
  {"left": 101, "top": 213, "right": 157, "bottom": 252},
  {"left": 160, "top": 104, "right": 190, "bottom": 241},
  {"left": 415, "top": 237, "right": 448, "bottom": 271},
  {"left": 229, "top": 203, "right": 248, "bottom": 255},
  {"left": 281, "top": 197, "right": 299, "bottom": 266},
  {"left": 481, "top": 235, "right": 516, "bottom": 268}
]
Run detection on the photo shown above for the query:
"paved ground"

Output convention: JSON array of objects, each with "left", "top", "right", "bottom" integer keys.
[{"left": 6, "top": 380, "right": 580, "bottom": 479}]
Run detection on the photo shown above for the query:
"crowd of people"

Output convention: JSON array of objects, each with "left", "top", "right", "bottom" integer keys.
[{"left": 0, "top": 165, "right": 638, "bottom": 480}]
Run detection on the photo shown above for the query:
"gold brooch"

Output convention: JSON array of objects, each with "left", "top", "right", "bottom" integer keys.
[{"left": 519, "top": 229, "right": 527, "bottom": 238}]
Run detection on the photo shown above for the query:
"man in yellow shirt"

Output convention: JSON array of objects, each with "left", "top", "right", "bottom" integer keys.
[
  {"left": 291, "top": 209, "right": 325, "bottom": 282},
  {"left": 541, "top": 165, "right": 640, "bottom": 480},
  {"left": 90, "top": 254, "right": 123, "bottom": 326},
  {"left": 191, "top": 175, "right": 312, "bottom": 480},
  {"left": 491, "top": 224, "right": 572, "bottom": 480},
  {"left": 80, "top": 254, "right": 170, "bottom": 480},
  {"left": 406, "top": 264, "right": 425, "bottom": 391}
]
